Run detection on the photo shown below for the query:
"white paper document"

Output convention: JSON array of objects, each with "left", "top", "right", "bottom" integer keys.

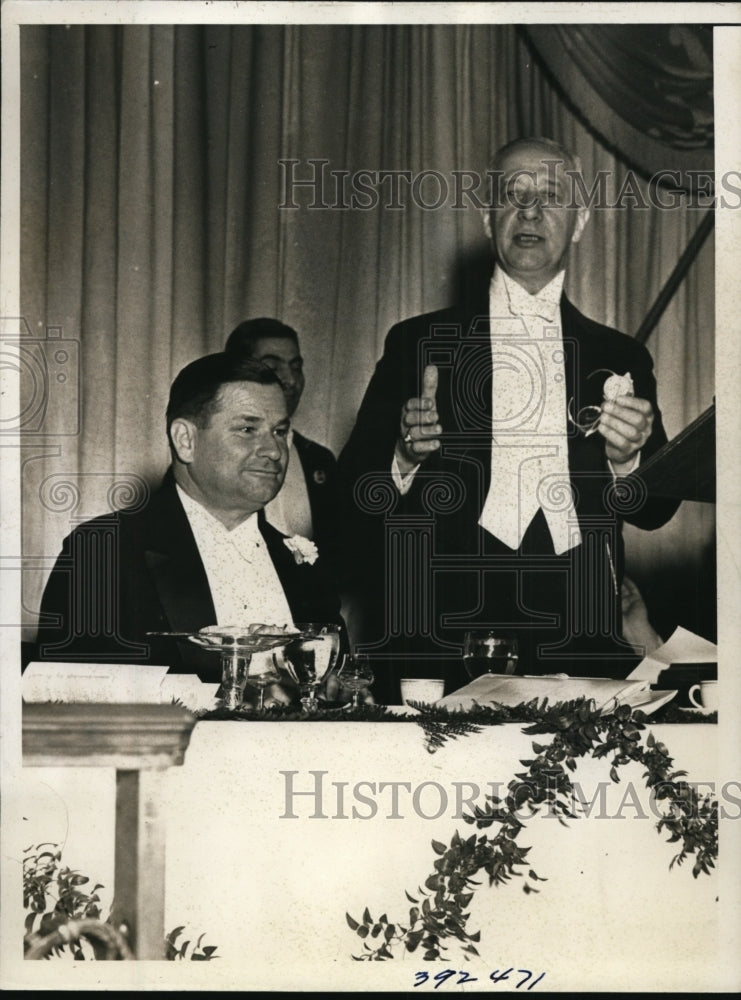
[
  {"left": 627, "top": 626, "right": 718, "bottom": 683},
  {"left": 439, "top": 673, "right": 676, "bottom": 715},
  {"left": 22, "top": 662, "right": 168, "bottom": 703}
]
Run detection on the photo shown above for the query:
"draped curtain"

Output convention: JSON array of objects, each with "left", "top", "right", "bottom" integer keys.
[
  {"left": 19, "top": 23, "right": 715, "bottom": 642},
  {"left": 527, "top": 25, "right": 714, "bottom": 179}
]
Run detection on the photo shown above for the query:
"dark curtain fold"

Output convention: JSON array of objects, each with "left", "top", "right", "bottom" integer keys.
[
  {"left": 526, "top": 25, "right": 713, "bottom": 180},
  {"left": 19, "top": 23, "right": 715, "bottom": 642}
]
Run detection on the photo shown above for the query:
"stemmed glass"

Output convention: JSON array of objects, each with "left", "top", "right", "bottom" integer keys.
[
  {"left": 340, "top": 653, "right": 375, "bottom": 709},
  {"left": 246, "top": 651, "right": 284, "bottom": 711},
  {"left": 462, "top": 632, "right": 519, "bottom": 679},
  {"left": 183, "top": 624, "right": 299, "bottom": 710},
  {"left": 280, "top": 623, "right": 342, "bottom": 713}
]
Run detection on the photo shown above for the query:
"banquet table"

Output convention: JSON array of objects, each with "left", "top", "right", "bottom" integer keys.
[{"left": 14, "top": 712, "right": 733, "bottom": 992}]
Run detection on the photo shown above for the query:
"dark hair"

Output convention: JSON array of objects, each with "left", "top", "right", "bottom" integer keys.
[
  {"left": 166, "top": 352, "right": 281, "bottom": 435},
  {"left": 225, "top": 317, "right": 300, "bottom": 359}
]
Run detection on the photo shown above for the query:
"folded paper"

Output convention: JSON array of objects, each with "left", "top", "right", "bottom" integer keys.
[
  {"left": 627, "top": 626, "right": 717, "bottom": 683},
  {"left": 439, "top": 673, "right": 676, "bottom": 715},
  {"left": 23, "top": 661, "right": 169, "bottom": 704}
]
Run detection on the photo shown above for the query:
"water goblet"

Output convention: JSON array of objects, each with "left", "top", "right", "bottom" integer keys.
[
  {"left": 462, "top": 632, "right": 518, "bottom": 679},
  {"left": 247, "top": 650, "right": 283, "bottom": 711},
  {"left": 282, "top": 623, "right": 342, "bottom": 712}
]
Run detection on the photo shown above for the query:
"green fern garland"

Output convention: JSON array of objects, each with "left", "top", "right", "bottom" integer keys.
[{"left": 347, "top": 697, "right": 718, "bottom": 961}]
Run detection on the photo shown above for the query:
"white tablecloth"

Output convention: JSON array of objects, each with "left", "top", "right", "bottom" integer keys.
[{"left": 14, "top": 720, "right": 735, "bottom": 991}]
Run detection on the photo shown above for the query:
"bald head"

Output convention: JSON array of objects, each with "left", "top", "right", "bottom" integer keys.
[
  {"left": 490, "top": 136, "right": 581, "bottom": 180},
  {"left": 484, "top": 137, "right": 590, "bottom": 294}
]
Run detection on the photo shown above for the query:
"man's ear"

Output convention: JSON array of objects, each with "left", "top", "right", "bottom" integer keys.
[
  {"left": 169, "top": 418, "right": 198, "bottom": 465},
  {"left": 571, "top": 205, "right": 591, "bottom": 245},
  {"left": 481, "top": 207, "right": 493, "bottom": 241}
]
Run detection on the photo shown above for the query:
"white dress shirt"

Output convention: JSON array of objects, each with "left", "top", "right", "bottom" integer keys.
[
  {"left": 176, "top": 484, "right": 293, "bottom": 628},
  {"left": 478, "top": 267, "right": 580, "bottom": 554},
  {"left": 391, "top": 267, "right": 639, "bottom": 554}
]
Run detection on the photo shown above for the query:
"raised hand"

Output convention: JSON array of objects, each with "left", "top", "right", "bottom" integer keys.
[{"left": 396, "top": 364, "right": 441, "bottom": 473}]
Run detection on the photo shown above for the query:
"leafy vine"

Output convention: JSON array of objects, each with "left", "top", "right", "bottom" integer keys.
[
  {"left": 347, "top": 697, "right": 718, "bottom": 961},
  {"left": 23, "top": 843, "right": 218, "bottom": 961}
]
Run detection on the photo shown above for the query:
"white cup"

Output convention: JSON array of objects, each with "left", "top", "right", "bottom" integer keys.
[
  {"left": 688, "top": 680, "right": 718, "bottom": 713},
  {"left": 400, "top": 678, "right": 445, "bottom": 706}
]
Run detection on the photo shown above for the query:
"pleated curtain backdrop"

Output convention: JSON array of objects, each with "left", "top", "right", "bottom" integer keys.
[{"left": 19, "top": 23, "right": 715, "bottom": 642}]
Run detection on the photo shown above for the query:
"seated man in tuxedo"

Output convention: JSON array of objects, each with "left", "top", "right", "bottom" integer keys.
[
  {"left": 35, "top": 353, "right": 343, "bottom": 679},
  {"left": 225, "top": 318, "right": 339, "bottom": 568},
  {"left": 338, "top": 137, "right": 680, "bottom": 699}
]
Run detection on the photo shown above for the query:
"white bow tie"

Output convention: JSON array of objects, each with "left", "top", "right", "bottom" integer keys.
[{"left": 506, "top": 282, "right": 560, "bottom": 323}]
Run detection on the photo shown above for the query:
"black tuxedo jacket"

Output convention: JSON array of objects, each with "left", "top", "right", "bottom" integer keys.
[
  {"left": 337, "top": 293, "right": 680, "bottom": 690},
  {"left": 35, "top": 471, "right": 344, "bottom": 677}
]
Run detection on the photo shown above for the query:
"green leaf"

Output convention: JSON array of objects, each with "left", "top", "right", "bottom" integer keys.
[
  {"left": 362, "top": 907, "right": 372, "bottom": 924},
  {"left": 431, "top": 839, "right": 447, "bottom": 855},
  {"left": 346, "top": 913, "right": 359, "bottom": 931},
  {"left": 404, "top": 890, "right": 419, "bottom": 903}
]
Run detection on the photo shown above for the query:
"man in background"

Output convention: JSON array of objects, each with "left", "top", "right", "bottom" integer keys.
[{"left": 226, "top": 318, "right": 339, "bottom": 568}]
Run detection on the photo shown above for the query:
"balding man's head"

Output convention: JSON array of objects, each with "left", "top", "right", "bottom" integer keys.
[{"left": 484, "top": 137, "right": 590, "bottom": 294}]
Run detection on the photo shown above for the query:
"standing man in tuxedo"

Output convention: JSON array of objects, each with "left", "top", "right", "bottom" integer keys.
[
  {"left": 35, "top": 353, "right": 343, "bottom": 676},
  {"left": 338, "top": 137, "right": 680, "bottom": 698},
  {"left": 225, "top": 318, "right": 340, "bottom": 568}
]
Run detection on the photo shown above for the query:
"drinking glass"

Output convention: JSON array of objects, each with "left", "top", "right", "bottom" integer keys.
[
  {"left": 340, "top": 654, "right": 375, "bottom": 709},
  {"left": 247, "top": 651, "right": 283, "bottom": 710},
  {"left": 462, "top": 632, "right": 518, "bottom": 679},
  {"left": 184, "top": 624, "right": 300, "bottom": 710},
  {"left": 281, "top": 623, "right": 342, "bottom": 712}
]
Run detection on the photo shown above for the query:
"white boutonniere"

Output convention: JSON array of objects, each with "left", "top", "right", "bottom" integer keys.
[
  {"left": 283, "top": 535, "right": 319, "bottom": 565},
  {"left": 602, "top": 371, "right": 634, "bottom": 401}
]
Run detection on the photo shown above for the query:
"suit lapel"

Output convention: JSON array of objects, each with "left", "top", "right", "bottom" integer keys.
[
  {"left": 141, "top": 476, "right": 216, "bottom": 632},
  {"left": 258, "top": 512, "right": 310, "bottom": 621}
]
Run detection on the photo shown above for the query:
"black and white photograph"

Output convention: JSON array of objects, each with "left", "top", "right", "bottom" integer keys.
[{"left": 1, "top": 1, "right": 740, "bottom": 991}]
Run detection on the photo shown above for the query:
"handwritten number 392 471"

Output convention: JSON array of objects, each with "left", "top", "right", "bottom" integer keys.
[{"left": 413, "top": 968, "right": 546, "bottom": 989}]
